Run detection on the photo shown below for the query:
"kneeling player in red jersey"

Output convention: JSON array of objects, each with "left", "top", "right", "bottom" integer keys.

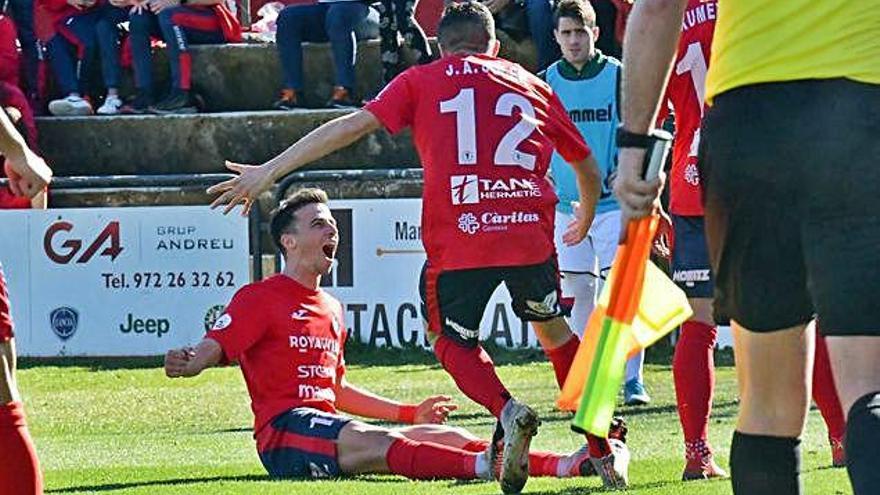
[
  {"left": 165, "top": 188, "right": 618, "bottom": 487},
  {"left": 0, "top": 108, "right": 53, "bottom": 495},
  {"left": 208, "top": 2, "right": 630, "bottom": 490}
]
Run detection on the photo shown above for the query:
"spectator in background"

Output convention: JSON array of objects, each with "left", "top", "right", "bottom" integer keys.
[
  {"left": 1, "top": 0, "right": 39, "bottom": 102},
  {"left": 0, "top": 14, "right": 21, "bottom": 87},
  {"left": 481, "top": 0, "right": 557, "bottom": 71},
  {"left": 589, "top": 0, "right": 630, "bottom": 59},
  {"left": 272, "top": 0, "right": 368, "bottom": 110},
  {"left": 376, "top": 0, "right": 432, "bottom": 85},
  {"left": 124, "top": 0, "right": 241, "bottom": 114},
  {"left": 38, "top": 0, "right": 128, "bottom": 116}
]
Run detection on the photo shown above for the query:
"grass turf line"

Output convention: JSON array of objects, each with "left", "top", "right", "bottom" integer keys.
[{"left": 19, "top": 349, "right": 851, "bottom": 495}]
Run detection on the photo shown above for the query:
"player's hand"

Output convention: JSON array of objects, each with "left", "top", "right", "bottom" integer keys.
[
  {"left": 562, "top": 200, "right": 593, "bottom": 246},
  {"left": 482, "top": 0, "right": 510, "bottom": 14},
  {"left": 164, "top": 347, "right": 197, "bottom": 377},
  {"left": 413, "top": 395, "right": 458, "bottom": 424},
  {"left": 651, "top": 208, "right": 674, "bottom": 261},
  {"left": 128, "top": 0, "right": 148, "bottom": 14},
  {"left": 3, "top": 148, "right": 52, "bottom": 199},
  {"left": 614, "top": 147, "right": 664, "bottom": 242},
  {"left": 148, "top": 0, "right": 178, "bottom": 13},
  {"left": 207, "top": 161, "right": 275, "bottom": 216}
]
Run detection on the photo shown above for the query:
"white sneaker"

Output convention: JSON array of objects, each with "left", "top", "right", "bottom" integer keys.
[
  {"left": 589, "top": 438, "right": 630, "bottom": 489},
  {"left": 498, "top": 399, "right": 540, "bottom": 494},
  {"left": 48, "top": 95, "right": 93, "bottom": 116},
  {"left": 97, "top": 95, "right": 123, "bottom": 115}
]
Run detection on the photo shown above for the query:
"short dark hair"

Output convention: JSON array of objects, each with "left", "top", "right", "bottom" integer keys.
[
  {"left": 270, "top": 187, "right": 329, "bottom": 254},
  {"left": 438, "top": 1, "right": 495, "bottom": 54},
  {"left": 553, "top": 0, "right": 596, "bottom": 29}
]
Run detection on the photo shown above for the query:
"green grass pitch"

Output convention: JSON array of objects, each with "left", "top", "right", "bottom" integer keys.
[{"left": 20, "top": 344, "right": 852, "bottom": 494}]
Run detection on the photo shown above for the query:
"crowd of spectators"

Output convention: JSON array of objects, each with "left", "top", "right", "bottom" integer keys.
[{"left": 0, "top": 0, "right": 629, "bottom": 116}]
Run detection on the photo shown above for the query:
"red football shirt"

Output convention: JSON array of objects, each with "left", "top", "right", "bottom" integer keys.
[
  {"left": 659, "top": 0, "right": 717, "bottom": 216},
  {"left": 365, "top": 54, "right": 591, "bottom": 271},
  {"left": 205, "top": 275, "right": 347, "bottom": 441},
  {"left": 0, "top": 264, "right": 13, "bottom": 342}
]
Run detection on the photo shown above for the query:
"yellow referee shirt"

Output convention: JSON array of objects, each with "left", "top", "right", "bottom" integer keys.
[{"left": 706, "top": 0, "right": 880, "bottom": 103}]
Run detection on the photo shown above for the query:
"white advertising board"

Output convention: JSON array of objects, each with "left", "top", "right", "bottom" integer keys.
[
  {"left": 322, "top": 198, "right": 540, "bottom": 348},
  {"left": 0, "top": 206, "right": 249, "bottom": 356}
]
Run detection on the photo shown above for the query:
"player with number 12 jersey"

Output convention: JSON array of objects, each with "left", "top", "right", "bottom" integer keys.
[{"left": 366, "top": 53, "right": 591, "bottom": 271}]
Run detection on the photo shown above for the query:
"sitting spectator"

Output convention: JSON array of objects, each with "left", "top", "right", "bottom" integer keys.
[
  {"left": 37, "top": 0, "right": 128, "bottom": 116},
  {"left": 1, "top": 0, "right": 39, "bottom": 101},
  {"left": 481, "top": 0, "right": 558, "bottom": 71},
  {"left": 0, "top": 14, "right": 20, "bottom": 87},
  {"left": 0, "top": 84, "right": 45, "bottom": 208},
  {"left": 376, "top": 0, "right": 432, "bottom": 85},
  {"left": 272, "top": 0, "right": 368, "bottom": 110},
  {"left": 123, "top": 0, "right": 241, "bottom": 114}
]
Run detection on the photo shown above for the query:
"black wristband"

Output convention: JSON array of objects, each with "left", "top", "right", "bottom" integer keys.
[{"left": 616, "top": 126, "right": 657, "bottom": 149}]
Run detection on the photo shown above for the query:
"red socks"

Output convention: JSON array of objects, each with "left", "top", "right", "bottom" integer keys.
[
  {"left": 541, "top": 335, "right": 613, "bottom": 459},
  {"left": 673, "top": 320, "right": 717, "bottom": 445},
  {"left": 544, "top": 335, "right": 580, "bottom": 389},
  {"left": 460, "top": 439, "right": 565, "bottom": 477},
  {"left": 433, "top": 335, "right": 511, "bottom": 418},
  {"left": 0, "top": 402, "right": 42, "bottom": 495},
  {"left": 385, "top": 437, "right": 478, "bottom": 479},
  {"left": 812, "top": 331, "right": 846, "bottom": 441}
]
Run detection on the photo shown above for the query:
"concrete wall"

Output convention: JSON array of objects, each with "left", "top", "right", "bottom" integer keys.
[{"left": 38, "top": 110, "right": 417, "bottom": 176}]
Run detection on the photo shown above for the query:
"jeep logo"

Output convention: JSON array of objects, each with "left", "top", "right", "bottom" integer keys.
[{"left": 119, "top": 313, "right": 170, "bottom": 337}]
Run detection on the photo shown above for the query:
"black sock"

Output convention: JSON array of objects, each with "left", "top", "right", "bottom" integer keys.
[
  {"left": 730, "top": 431, "right": 801, "bottom": 495},
  {"left": 845, "top": 391, "right": 880, "bottom": 495}
]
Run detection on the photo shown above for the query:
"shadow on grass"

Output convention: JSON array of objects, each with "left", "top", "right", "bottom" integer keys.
[
  {"left": 46, "top": 475, "right": 269, "bottom": 493},
  {"left": 48, "top": 474, "right": 417, "bottom": 494},
  {"left": 527, "top": 479, "right": 691, "bottom": 494},
  {"left": 19, "top": 356, "right": 164, "bottom": 371},
  {"left": 19, "top": 337, "right": 737, "bottom": 371}
]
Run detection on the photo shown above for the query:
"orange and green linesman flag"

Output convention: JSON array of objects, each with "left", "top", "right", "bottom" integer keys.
[{"left": 558, "top": 214, "right": 692, "bottom": 437}]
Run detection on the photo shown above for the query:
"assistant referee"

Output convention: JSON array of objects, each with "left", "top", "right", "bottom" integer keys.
[{"left": 613, "top": 1, "right": 879, "bottom": 494}]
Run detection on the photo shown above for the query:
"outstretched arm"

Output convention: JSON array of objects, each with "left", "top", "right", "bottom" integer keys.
[
  {"left": 0, "top": 109, "right": 52, "bottom": 199},
  {"left": 208, "top": 110, "right": 382, "bottom": 215},
  {"left": 164, "top": 338, "right": 224, "bottom": 378},
  {"left": 335, "top": 378, "right": 457, "bottom": 424},
  {"left": 562, "top": 154, "right": 602, "bottom": 246}
]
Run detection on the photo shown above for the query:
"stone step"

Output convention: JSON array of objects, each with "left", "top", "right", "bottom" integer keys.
[{"left": 36, "top": 109, "right": 417, "bottom": 176}]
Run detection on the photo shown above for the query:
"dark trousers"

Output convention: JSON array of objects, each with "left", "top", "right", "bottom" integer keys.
[
  {"left": 130, "top": 6, "right": 224, "bottom": 91},
  {"left": 276, "top": 2, "right": 368, "bottom": 91},
  {"left": 46, "top": 6, "right": 127, "bottom": 95},
  {"left": 2, "top": 0, "right": 38, "bottom": 93}
]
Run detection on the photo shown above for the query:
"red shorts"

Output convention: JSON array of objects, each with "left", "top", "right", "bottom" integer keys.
[{"left": 0, "top": 266, "right": 14, "bottom": 342}]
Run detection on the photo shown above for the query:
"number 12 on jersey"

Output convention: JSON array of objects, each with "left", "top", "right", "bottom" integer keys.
[{"left": 439, "top": 88, "right": 538, "bottom": 171}]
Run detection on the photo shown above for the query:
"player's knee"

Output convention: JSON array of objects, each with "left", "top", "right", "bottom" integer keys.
[
  {"left": 0, "top": 341, "right": 17, "bottom": 404},
  {"left": 740, "top": 392, "right": 809, "bottom": 437}
]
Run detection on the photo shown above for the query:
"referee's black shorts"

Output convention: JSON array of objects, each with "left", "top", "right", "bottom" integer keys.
[{"left": 699, "top": 78, "right": 880, "bottom": 336}]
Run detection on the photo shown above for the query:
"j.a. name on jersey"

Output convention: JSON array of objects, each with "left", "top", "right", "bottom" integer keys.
[
  {"left": 444, "top": 58, "right": 523, "bottom": 82},
  {"left": 682, "top": 0, "right": 716, "bottom": 32}
]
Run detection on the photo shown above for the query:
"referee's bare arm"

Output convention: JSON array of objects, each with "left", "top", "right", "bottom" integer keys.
[{"left": 615, "top": 0, "right": 686, "bottom": 228}]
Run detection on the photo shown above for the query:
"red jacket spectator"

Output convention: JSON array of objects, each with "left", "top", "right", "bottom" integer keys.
[
  {"left": 0, "top": 82, "right": 40, "bottom": 209},
  {"left": 0, "top": 16, "right": 20, "bottom": 87}
]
